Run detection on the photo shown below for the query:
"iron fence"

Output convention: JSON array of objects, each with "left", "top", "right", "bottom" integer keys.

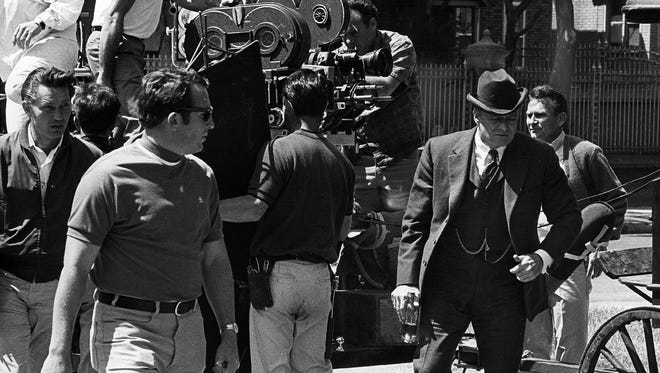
[{"left": 418, "top": 54, "right": 660, "bottom": 153}]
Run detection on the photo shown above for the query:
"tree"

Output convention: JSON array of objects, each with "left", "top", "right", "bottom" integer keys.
[
  {"left": 503, "top": 0, "right": 542, "bottom": 68},
  {"left": 549, "top": 0, "right": 577, "bottom": 101}
]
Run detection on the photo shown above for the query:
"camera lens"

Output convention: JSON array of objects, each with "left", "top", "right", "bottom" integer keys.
[{"left": 360, "top": 48, "right": 393, "bottom": 77}]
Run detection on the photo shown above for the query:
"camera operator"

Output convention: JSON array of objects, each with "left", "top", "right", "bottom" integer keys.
[
  {"left": 340, "top": 0, "right": 422, "bottom": 225},
  {"left": 219, "top": 69, "right": 354, "bottom": 373}
]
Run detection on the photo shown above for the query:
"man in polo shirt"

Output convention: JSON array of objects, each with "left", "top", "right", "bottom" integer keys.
[
  {"left": 220, "top": 69, "right": 354, "bottom": 372},
  {"left": 0, "top": 66, "right": 101, "bottom": 373},
  {"left": 42, "top": 69, "right": 239, "bottom": 373}
]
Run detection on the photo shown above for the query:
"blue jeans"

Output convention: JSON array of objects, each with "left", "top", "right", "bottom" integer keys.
[
  {"left": 249, "top": 260, "right": 332, "bottom": 373},
  {"left": 90, "top": 298, "right": 205, "bottom": 373},
  {"left": 0, "top": 270, "right": 58, "bottom": 373}
]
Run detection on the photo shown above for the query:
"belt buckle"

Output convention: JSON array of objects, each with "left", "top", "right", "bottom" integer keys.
[{"left": 174, "top": 300, "right": 192, "bottom": 316}]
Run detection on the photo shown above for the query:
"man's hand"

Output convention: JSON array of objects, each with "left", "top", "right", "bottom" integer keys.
[
  {"left": 41, "top": 352, "right": 71, "bottom": 373},
  {"left": 213, "top": 331, "right": 240, "bottom": 373},
  {"left": 509, "top": 254, "right": 543, "bottom": 282},
  {"left": 391, "top": 285, "right": 420, "bottom": 321},
  {"left": 13, "top": 22, "right": 43, "bottom": 49}
]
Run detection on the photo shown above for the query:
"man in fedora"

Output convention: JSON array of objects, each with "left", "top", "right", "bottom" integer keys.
[{"left": 391, "top": 69, "right": 582, "bottom": 372}]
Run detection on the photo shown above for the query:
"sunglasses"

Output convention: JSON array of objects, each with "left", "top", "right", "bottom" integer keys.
[{"left": 175, "top": 106, "right": 214, "bottom": 122}]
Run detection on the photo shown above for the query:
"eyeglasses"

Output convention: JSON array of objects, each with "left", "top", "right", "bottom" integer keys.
[{"left": 175, "top": 106, "right": 214, "bottom": 122}]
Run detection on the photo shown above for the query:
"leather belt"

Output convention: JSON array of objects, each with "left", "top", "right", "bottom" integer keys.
[
  {"left": 270, "top": 254, "right": 327, "bottom": 264},
  {"left": 97, "top": 291, "right": 196, "bottom": 315}
]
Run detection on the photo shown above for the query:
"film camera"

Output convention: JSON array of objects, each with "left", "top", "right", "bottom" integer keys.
[{"left": 171, "top": 0, "right": 392, "bottom": 141}]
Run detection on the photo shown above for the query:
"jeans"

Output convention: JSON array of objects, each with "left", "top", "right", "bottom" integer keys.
[
  {"left": 90, "top": 299, "right": 205, "bottom": 373},
  {"left": 249, "top": 260, "right": 332, "bottom": 373},
  {"left": 0, "top": 270, "right": 58, "bottom": 373}
]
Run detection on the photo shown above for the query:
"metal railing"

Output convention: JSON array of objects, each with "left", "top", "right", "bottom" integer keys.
[{"left": 418, "top": 61, "right": 660, "bottom": 153}]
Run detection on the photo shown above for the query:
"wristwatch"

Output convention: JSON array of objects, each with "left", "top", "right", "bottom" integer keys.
[{"left": 222, "top": 322, "right": 239, "bottom": 334}]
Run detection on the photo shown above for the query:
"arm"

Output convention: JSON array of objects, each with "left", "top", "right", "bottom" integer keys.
[
  {"left": 586, "top": 147, "right": 627, "bottom": 238},
  {"left": 364, "top": 75, "right": 402, "bottom": 97},
  {"left": 339, "top": 215, "right": 352, "bottom": 241},
  {"left": 41, "top": 237, "right": 100, "bottom": 373},
  {"left": 365, "top": 33, "right": 417, "bottom": 97},
  {"left": 541, "top": 152, "right": 583, "bottom": 267},
  {"left": 172, "top": 0, "right": 239, "bottom": 12},
  {"left": 96, "top": 0, "right": 136, "bottom": 87},
  {"left": 391, "top": 139, "right": 434, "bottom": 315},
  {"left": 218, "top": 195, "right": 268, "bottom": 223},
  {"left": 13, "top": 0, "right": 83, "bottom": 49},
  {"left": 201, "top": 239, "right": 239, "bottom": 372}
]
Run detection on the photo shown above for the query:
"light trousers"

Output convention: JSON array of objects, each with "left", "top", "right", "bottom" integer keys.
[{"left": 249, "top": 260, "right": 332, "bottom": 373}]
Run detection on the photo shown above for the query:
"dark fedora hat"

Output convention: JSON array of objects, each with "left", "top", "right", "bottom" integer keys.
[{"left": 466, "top": 69, "right": 528, "bottom": 115}]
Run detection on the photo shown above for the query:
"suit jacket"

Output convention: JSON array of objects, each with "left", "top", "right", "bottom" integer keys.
[
  {"left": 397, "top": 128, "right": 582, "bottom": 319},
  {"left": 563, "top": 134, "right": 627, "bottom": 239}
]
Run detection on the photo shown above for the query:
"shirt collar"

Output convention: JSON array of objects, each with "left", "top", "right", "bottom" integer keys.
[
  {"left": 550, "top": 130, "right": 566, "bottom": 152},
  {"left": 27, "top": 125, "right": 63, "bottom": 156},
  {"left": 137, "top": 136, "right": 184, "bottom": 164},
  {"left": 474, "top": 128, "right": 506, "bottom": 161}
]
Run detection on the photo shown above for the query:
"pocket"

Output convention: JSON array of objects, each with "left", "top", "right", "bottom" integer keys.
[{"left": 247, "top": 269, "right": 273, "bottom": 310}]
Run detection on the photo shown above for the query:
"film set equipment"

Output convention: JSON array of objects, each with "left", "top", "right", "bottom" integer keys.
[{"left": 170, "top": 0, "right": 393, "bottom": 143}]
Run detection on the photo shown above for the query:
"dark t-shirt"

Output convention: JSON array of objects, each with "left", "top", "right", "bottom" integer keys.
[
  {"left": 68, "top": 137, "right": 223, "bottom": 301},
  {"left": 248, "top": 130, "right": 354, "bottom": 263}
]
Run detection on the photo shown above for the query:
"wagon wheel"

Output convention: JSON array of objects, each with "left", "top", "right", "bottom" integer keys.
[{"left": 578, "top": 306, "right": 660, "bottom": 373}]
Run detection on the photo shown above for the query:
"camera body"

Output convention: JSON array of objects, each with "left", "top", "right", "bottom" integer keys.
[{"left": 174, "top": 0, "right": 392, "bottom": 141}]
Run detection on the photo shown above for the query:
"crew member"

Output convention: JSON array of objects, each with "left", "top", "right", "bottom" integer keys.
[
  {"left": 219, "top": 69, "right": 354, "bottom": 373},
  {"left": 392, "top": 69, "right": 582, "bottom": 373},
  {"left": 41, "top": 69, "right": 239, "bottom": 373},
  {"left": 341, "top": 0, "right": 422, "bottom": 220},
  {"left": 0, "top": 66, "right": 102, "bottom": 373},
  {"left": 72, "top": 82, "right": 120, "bottom": 153},
  {"left": 86, "top": 0, "right": 236, "bottom": 143},
  {"left": 0, "top": 0, "right": 82, "bottom": 132},
  {"left": 523, "top": 84, "right": 627, "bottom": 363}
]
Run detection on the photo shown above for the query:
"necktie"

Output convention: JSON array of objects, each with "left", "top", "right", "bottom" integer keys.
[{"left": 481, "top": 149, "right": 499, "bottom": 189}]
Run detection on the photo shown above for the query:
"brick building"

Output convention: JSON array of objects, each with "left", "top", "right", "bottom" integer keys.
[{"left": 370, "top": 0, "right": 660, "bottom": 66}]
